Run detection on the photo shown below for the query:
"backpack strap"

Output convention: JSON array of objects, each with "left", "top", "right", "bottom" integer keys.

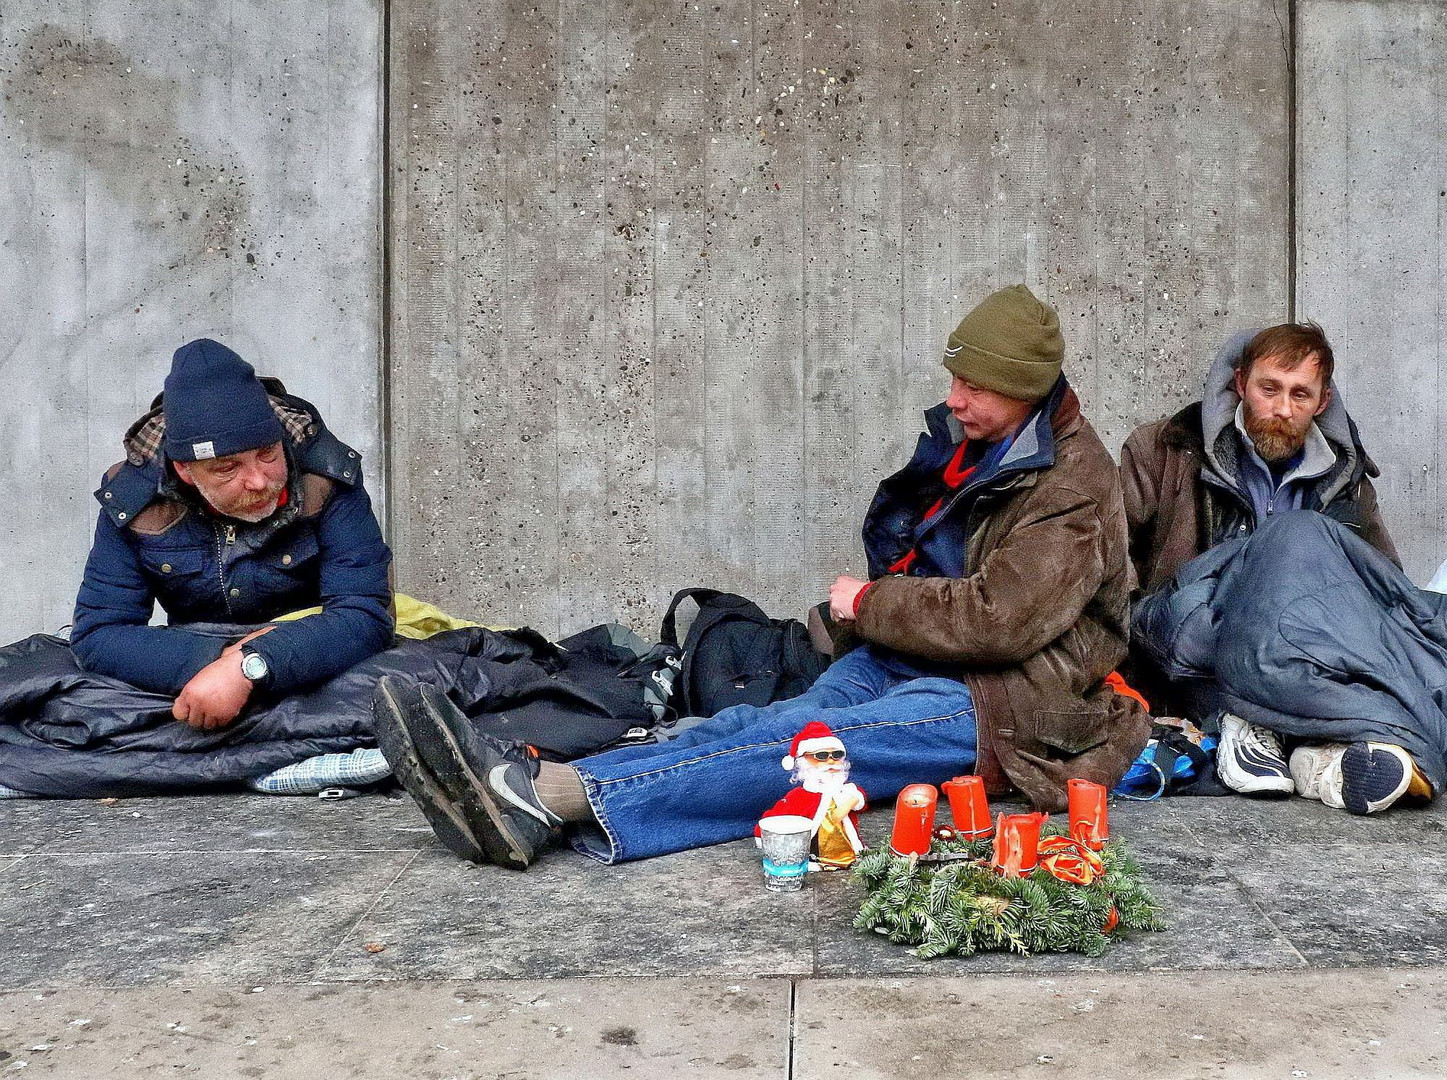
[
  {"left": 659, "top": 588, "right": 728, "bottom": 649},
  {"left": 1154, "top": 727, "right": 1212, "bottom": 793}
]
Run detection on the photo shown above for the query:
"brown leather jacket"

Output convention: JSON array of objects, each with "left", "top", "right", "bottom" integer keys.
[
  {"left": 1121, "top": 403, "right": 1398, "bottom": 599},
  {"left": 852, "top": 386, "right": 1151, "bottom": 811}
]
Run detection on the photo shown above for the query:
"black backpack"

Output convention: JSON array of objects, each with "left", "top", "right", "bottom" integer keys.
[{"left": 660, "top": 588, "right": 832, "bottom": 718}]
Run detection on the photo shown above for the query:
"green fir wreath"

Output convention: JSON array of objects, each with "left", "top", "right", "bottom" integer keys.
[{"left": 852, "top": 825, "right": 1167, "bottom": 959}]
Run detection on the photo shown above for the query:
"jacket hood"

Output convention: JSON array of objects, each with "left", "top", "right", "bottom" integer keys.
[{"left": 1199, "top": 328, "right": 1371, "bottom": 506}]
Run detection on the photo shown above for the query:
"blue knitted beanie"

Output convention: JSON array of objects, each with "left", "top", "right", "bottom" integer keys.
[{"left": 163, "top": 339, "right": 284, "bottom": 462}]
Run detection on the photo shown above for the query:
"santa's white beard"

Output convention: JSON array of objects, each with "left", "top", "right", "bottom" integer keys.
[{"left": 796, "top": 760, "right": 850, "bottom": 793}]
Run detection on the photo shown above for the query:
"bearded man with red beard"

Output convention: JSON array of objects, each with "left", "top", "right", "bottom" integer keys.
[{"left": 1121, "top": 323, "right": 1414, "bottom": 810}]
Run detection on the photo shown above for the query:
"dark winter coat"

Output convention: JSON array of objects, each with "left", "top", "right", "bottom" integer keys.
[
  {"left": 852, "top": 376, "right": 1151, "bottom": 811},
  {"left": 1132, "top": 511, "right": 1447, "bottom": 791},
  {"left": 70, "top": 382, "right": 394, "bottom": 696}
]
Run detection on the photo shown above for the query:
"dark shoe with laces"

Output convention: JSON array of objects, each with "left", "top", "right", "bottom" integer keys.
[
  {"left": 405, "top": 682, "right": 560, "bottom": 870},
  {"left": 372, "top": 676, "right": 486, "bottom": 863}
]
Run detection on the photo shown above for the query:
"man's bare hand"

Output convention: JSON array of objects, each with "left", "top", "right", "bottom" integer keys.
[
  {"left": 829, "top": 576, "right": 870, "bottom": 622},
  {"left": 174, "top": 651, "right": 253, "bottom": 730}
]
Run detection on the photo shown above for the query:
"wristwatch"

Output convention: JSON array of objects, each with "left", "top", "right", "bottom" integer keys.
[{"left": 240, "top": 649, "right": 270, "bottom": 686}]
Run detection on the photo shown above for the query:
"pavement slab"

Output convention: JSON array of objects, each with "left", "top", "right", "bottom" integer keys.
[
  {"left": 2, "top": 789, "right": 1446, "bottom": 989},
  {"left": 791, "top": 968, "right": 1447, "bottom": 1079},
  {"left": 0, "top": 979, "right": 791, "bottom": 1079},
  {"left": 0, "top": 850, "right": 418, "bottom": 989},
  {"left": 316, "top": 843, "right": 816, "bottom": 981}
]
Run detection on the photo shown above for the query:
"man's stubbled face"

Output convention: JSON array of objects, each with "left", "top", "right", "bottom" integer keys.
[{"left": 173, "top": 442, "right": 288, "bottom": 522}]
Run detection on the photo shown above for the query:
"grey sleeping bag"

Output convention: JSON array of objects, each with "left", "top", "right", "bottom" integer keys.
[{"left": 1133, "top": 510, "right": 1447, "bottom": 791}]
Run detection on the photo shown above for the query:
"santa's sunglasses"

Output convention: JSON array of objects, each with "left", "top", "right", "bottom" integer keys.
[{"left": 802, "top": 749, "right": 846, "bottom": 763}]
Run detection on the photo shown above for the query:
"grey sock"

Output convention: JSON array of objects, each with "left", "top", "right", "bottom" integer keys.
[{"left": 533, "top": 761, "right": 594, "bottom": 824}]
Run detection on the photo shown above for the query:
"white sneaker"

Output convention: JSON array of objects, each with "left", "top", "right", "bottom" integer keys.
[
  {"left": 1216, "top": 713, "right": 1294, "bottom": 796},
  {"left": 1288, "top": 743, "right": 1349, "bottom": 809},
  {"left": 1291, "top": 741, "right": 1416, "bottom": 815}
]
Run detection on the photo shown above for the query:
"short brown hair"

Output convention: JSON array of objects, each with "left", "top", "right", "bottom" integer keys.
[{"left": 1237, "top": 322, "right": 1335, "bottom": 390}]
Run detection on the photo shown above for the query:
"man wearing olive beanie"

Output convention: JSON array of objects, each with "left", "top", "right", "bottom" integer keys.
[{"left": 374, "top": 284, "right": 1149, "bottom": 872}]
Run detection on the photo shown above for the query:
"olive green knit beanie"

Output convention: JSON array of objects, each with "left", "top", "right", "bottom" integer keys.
[{"left": 942, "top": 284, "right": 1064, "bottom": 402}]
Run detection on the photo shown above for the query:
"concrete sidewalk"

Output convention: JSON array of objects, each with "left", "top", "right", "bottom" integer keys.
[
  {"left": 4, "top": 969, "right": 1446, "bottom": 1078},
  {"left": 3, "top": 791, "right": 1446, "bottom": 1076}
]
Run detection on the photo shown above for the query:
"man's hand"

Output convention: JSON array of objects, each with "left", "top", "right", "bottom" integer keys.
[
  {"left": 829, "top": 576, "right": 870, "bottom": 622},
  {"left": 173, "top": 650, "right": 253, "bottom": 730}
]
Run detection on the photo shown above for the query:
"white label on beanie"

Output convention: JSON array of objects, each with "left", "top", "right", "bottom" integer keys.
[{"left": 192, "top": 441, "right": 216, "bottom": 460}]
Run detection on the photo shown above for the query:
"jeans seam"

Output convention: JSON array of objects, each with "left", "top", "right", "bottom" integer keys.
[{"left": 590, "top": 703, "right": 977, "bottom": 788}]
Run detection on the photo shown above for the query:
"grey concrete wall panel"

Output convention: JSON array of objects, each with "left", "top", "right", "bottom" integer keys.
[
  {"left": 1297, "top": 1, "right": 1445, "bottom": 585},
  {"left": 389, "top": 0, "right": 1291, "bottom": 637},
  {"left": 0, "top": 2, "right": 383, "bottom": 644}
]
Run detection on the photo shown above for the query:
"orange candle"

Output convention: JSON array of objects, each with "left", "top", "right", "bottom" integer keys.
[
  {"left": 1067, "top": 778, "right": 1109, "bottom": 851},
  {"left": 889, "top": 784, "right": 939, "bottom": 856},
  {"left": 940, "top": 775, "right": 992, "bottom": 839},
  {"left": 992, "top": 812, "right": 1046, "bottom": 877}
]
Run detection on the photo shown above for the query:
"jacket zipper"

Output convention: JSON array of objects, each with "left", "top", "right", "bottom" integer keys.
[
  {"left": 216, "top": 523, "right": 236, "bottom": 615},
  {"left": 1200, "top": 468, "right": 1257, "bottom": 538}
]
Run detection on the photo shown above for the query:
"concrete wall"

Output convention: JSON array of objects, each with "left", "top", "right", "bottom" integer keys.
[
  {"left": 1297, "top": 0, "right": 1446, "bottom": 584},
  {"left": 386, "top": 0, "right": 1292, "bottom": 638},
  {"left": 0, "top": 2, "right": 383, "bottom": 644},
  {"left": 9, "top": 2, "right": 1440, "bottom": 651}
]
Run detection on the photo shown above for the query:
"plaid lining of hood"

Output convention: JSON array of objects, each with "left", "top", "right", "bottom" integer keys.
[{"left": 123, "top": 397, "right": 314, "bottom": 466}]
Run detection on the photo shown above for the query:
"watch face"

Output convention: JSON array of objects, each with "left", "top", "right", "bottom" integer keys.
[{"left": 242, "top": 653, "right": 268, "bottom": 681}]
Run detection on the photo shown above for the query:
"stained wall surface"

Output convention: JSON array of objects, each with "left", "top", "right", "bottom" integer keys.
[
  {"left": 0, "top": 2, "right": 383, "bottom": 644},
  {"left": 387, "top": 0, "right": 1292, "bottom": 637},
  {"left": 1297, "top": 0, "right": 1446, "bottom": 584}
]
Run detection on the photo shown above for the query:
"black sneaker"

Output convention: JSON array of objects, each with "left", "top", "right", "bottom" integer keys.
[
  {"left": 372, "top": 677, "right": 486, "bottom": 863},
  {"left": 407, "top": 682, "right": 561, "bottom": 870}
]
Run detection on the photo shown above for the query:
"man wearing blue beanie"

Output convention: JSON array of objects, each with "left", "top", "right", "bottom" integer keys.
[{"left": 71, "top": 339, "right": 394, "bottom": 730}]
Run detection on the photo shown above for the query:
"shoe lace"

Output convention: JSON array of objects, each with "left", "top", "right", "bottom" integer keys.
[{"left": 1239, "top": 721, "right": 1285, "bottom": 761}]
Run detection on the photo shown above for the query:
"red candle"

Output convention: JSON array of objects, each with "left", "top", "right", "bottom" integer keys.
[
  {"left": 940, "top": 775, "right": 992, "bottom": 839},
  {"left": 889, "top": 784, "right": 939, "bottom": 856},
  {"left": 992, "top": 812, "right": 1046, "bottom": 877},
  {"left": 1067, "top": 778, "right": 1109, "bottom": 851}
]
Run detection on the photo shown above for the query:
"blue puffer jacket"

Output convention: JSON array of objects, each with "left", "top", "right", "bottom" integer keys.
[{"left": 71, "top": 382, "right": 394, "bottom": 696}]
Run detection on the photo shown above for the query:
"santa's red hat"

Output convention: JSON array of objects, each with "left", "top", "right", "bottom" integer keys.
[{"left": 782, "top": 721, "right": 845, "bottom": 770}]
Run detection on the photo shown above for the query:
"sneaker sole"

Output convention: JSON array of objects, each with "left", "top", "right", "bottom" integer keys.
[
  {"left": 1341, "top": 742, "right": 1413, "bottom": 815},
  {"left": 372, "top": 678, "right": 486, "bottom": 863},
  {"left": 409, "top": 684, "right": 537, "bottom": 870}
]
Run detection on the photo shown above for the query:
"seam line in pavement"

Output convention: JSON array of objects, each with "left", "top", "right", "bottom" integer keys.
[
  {"left": 787, "top": 978, "right": 798, "bottom": 1079},
  {"left": 1226, "top": 865, "right": 1311, "bottom": 968},
  {"left": 310, "top": 846, "right": 424, "bottom": 978},
  {"left": 1178, "top": 806, "right": 1311, "bottom": 969}
]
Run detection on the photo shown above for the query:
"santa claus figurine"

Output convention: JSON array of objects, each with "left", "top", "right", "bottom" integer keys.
[{"left": 755, "top": 721, "right": 867, "bottom": 869}]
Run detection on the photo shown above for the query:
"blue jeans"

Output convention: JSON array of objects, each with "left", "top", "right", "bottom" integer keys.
[{"left": 570, "top": 645, "right": 978, "bottom": 863}]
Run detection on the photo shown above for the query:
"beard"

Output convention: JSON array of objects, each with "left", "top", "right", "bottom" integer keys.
[
  {"left": 1243, "top": 411, "right": 1309, "bottom": 464},
  {"left": 209, "top": 481, "right": 286, "bottom": 522},
  {"left": 795, "top": 760, "right": 851, "bottom": 793}
]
